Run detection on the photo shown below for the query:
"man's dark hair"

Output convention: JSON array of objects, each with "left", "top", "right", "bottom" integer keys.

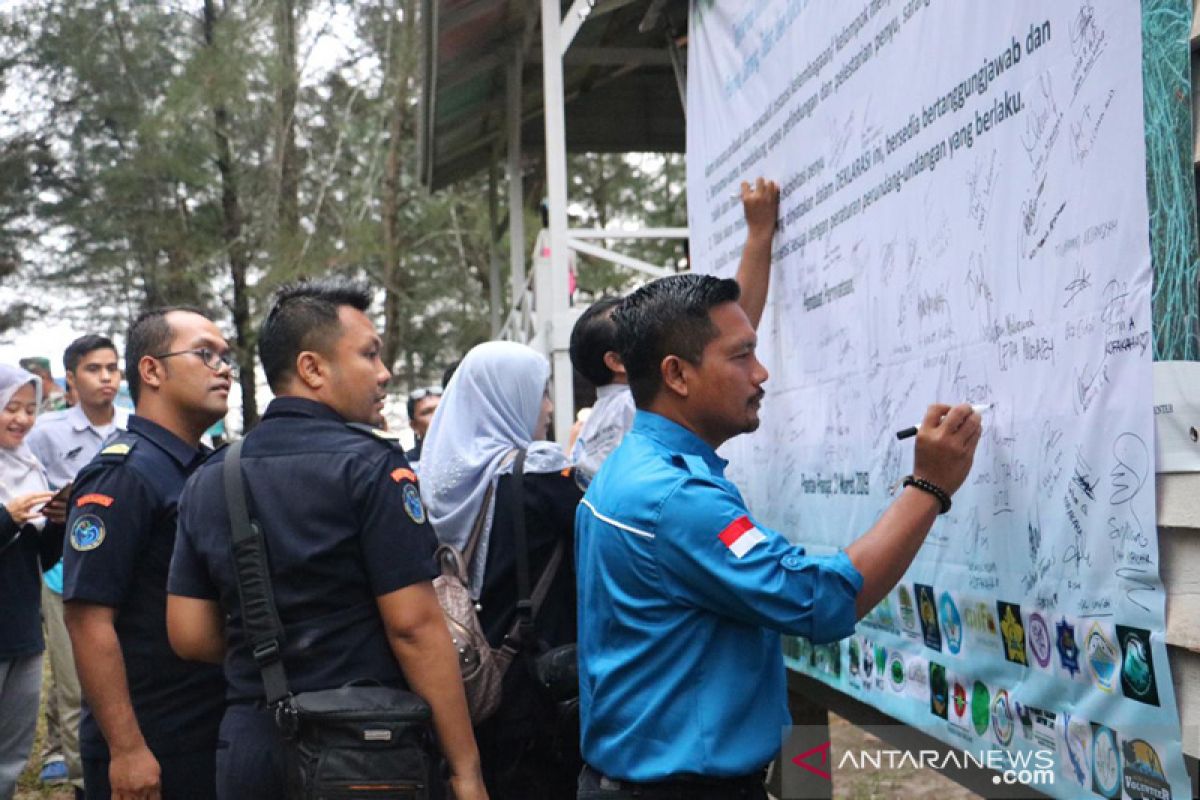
[
  {"left": 63, "top": 334, "right": 118, "bottom": 374},
  {"left": 406, "top": 386, "right": 443, "bottom": 419},
  {"left": 126, "top": 306, "right": 206, "bottom": 405},
  {"left": 570, "top": 296, "right": 623, "bottom": 387},
  {"left": 258, "top": 278, "right": 372, "bottom": 392},
  {"left": 441, "top": 359, "right": 461, "bottom": 389},
  {"left": 613, "top": 274, "right": 741, "bottom": 407}
]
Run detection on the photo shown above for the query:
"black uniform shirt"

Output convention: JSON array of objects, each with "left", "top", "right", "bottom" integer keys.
[
  {"left": 62, "top": 415, "right": 225, "bottom": 759},
  {"left": 168, "top": 397, "right": 439, "bottom": 703}
]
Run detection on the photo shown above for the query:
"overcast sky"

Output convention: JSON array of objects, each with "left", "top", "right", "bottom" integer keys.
[
  {"left": 0, "top": 323, "right": 80, "bottom": 372},
  {"left": 0, "top": 3, "right": 363, "bottom": 376}
]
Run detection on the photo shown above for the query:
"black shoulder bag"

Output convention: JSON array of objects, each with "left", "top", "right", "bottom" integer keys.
[{"left": 223, "top": 438, "right": 439, "bottom": 800}]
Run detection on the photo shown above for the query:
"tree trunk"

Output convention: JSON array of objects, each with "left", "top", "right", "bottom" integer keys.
[
  {"left": 381, "top": 89, "right": 406, "bottom": 376},
  {"left": 274, "top": 0, "right": 299, "bottom": 276},
  {"left": 204, "top": 0, "right": 258, "bottom": 430},
  {"left": 381, "top": 0, "right": 419, "bottom": 378}
]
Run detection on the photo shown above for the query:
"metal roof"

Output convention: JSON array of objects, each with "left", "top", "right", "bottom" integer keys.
[{"left": 420, "top": 0, "right": 688, "bottom": 190}]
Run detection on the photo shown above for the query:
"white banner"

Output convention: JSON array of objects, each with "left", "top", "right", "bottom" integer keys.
[{"left": 687, "top": 1, "right": 1187, "bottom": 797}]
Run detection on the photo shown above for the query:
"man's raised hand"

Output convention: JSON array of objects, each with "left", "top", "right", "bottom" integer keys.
[{"left": 912, "top": 403, "right": 982, "bottom": 496}]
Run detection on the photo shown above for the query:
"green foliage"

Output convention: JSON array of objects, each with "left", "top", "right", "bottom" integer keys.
[
  {"left": 568, "top": 151, "right": 687, "bottom": 299},
  {"left": 8, "top": 0, "right": 223, "bottom": 320},
  {"left": 0, "top": 0, "right": 686, "bottom": 393}
]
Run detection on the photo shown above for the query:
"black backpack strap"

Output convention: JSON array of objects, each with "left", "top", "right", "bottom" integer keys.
[
  {"left": 502, "top": 449, "right": 568, "bottom": 651},
  {"left": 511, "top": 449, "right": 531, "bottom": 617},
  {"left": 529, "top": 542, "right": 565, "bottom": 617},
  {"left": 223, "top": 438, "right": 291, "bottom": 706}
]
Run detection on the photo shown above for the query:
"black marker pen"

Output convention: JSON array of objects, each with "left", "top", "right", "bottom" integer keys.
[{"left": 896, "top": 403, "right": 992, "bottom": 440}]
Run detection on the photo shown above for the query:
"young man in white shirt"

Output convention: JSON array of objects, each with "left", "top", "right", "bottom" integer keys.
[{"left": 27, "top": 335, "right": 129, "bottom": 794}]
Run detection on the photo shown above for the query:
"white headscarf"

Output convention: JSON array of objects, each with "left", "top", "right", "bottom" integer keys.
[
  {"left": 419, "top": 341, "right": 570, "bottom": 592},
  {"left": 0, "top": 364, "right": 48, "bottom": 528}
]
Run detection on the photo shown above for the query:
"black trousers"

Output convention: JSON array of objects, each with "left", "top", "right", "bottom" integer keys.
[
  {"left": 576, "top": 763, "right": 768, "bottom": 800},
  {"left": 476, "top": 659, "right": 580, "bottom": 800},
  {"left": 82, "top": 748, "right": 216, "bottom": 800},
  {"left": 214, "top": 703, "right": 287, "bottom": 800}
]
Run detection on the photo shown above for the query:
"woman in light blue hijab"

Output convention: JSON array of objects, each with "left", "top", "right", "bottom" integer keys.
[
  {"left": 420, "top": 341, "right": 567, "bottom": 589},
  {"left": 419, "top": 341, "right": 582, "bottom": 798},
  {"left": 0, "top": 364, "right": 62, "bottom": 799}
]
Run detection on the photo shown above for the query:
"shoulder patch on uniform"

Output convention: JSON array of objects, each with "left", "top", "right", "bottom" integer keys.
[
  {"left": 345, "top": 422, "right": 402, "bottom": 446},
  {"left": 75, "top": 493, "right": 114, "bottom": 509},
  {"left": 390, "top": 467, "right": 417, "bottom": 484},
  {"left": 402, "top": 483, "right": 427, "bottom": 524},
  {"left": 70, "top": 514, "right": 106, "bottom": 551},
  {"left": 100, "top": 442, "right": 134, "bottom": 457}
]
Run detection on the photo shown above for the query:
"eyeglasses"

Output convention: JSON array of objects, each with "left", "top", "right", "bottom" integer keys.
[
  {"left": 153, "top": 347, "right": 237, "bottom": 375},
  {"left": 409, "top": 386, "right": 443, "bottom": 402}
]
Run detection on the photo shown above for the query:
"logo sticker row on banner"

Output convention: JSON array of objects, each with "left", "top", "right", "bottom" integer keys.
[{"left": 789, "top": 579, "right": 1168, "bottom": 796}]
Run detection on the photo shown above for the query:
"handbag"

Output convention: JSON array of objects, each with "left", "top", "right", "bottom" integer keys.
[
  {"left": 433, "top": 448, "right": 566, "bottom": 724},
  {"left": 223, "top": 439, "right": 438, "bottom": 799}
]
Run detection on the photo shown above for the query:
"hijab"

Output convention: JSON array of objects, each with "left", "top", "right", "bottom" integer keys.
[
  {"left": 419, "top": 341, "right": 570, "bottom": 592},
  {"left": 0, "top": 364, "right": 48, "bottom": 528}
]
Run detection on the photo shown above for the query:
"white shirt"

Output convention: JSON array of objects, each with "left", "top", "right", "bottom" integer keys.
[
  {"left": 27, "top": 404, "right": 131, "bottom": 491},
  {"left": 571, "top": 383, "right": 636, "bottom": 488}
]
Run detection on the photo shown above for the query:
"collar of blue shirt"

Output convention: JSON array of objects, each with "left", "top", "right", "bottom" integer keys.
[
  {"left": 127, "top": 415, "right": 205, "bottom": 468},
  {"left": 630, "top": 410, "right": 729, "bottom": 473}
]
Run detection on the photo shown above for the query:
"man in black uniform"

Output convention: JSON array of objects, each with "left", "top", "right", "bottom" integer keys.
[
  {"left": 63, "top": 308, "right": 233, "bottom": 799},
  {"left": 165, "top": 279, "right": 486, "bottom": 800}
]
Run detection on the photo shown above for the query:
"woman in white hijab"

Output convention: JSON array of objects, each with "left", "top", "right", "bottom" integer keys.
[
  {"left": 0, "top": 364, "right": 62, "bottom": 799},
  {"left": 419, "top": 341, "right": 582, "bottom": 799}
]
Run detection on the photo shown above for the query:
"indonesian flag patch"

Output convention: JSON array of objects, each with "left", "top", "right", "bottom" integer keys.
[{"left": 718, "top": 516, "right": 766, "bottom": 559}]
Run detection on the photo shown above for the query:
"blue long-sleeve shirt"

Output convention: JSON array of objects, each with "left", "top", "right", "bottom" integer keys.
[{"left": 576, "top": 411, "right": 863, "bottom": 781}]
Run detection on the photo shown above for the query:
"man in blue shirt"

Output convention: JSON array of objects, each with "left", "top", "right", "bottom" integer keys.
[
  {"left": 63, "top": 309, "right": 232, "bottom": 799},
  {"left": 576, "top": 274, "right": 982, "bottom": 798}
]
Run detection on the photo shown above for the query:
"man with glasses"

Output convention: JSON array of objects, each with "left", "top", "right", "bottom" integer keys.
[
  {"left": 28, "top": 335, "right": 130, "bottom": 795},
  {"left": 405, "top": 385, "right": 442, "bottom": 466},
  {"left": 63, "top": 308, "right": 232, "bottom": 800}
]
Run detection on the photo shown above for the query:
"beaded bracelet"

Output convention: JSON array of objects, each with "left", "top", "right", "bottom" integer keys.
[{"left": 902, "top": 474, "right": 951, "bottom": 514}]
